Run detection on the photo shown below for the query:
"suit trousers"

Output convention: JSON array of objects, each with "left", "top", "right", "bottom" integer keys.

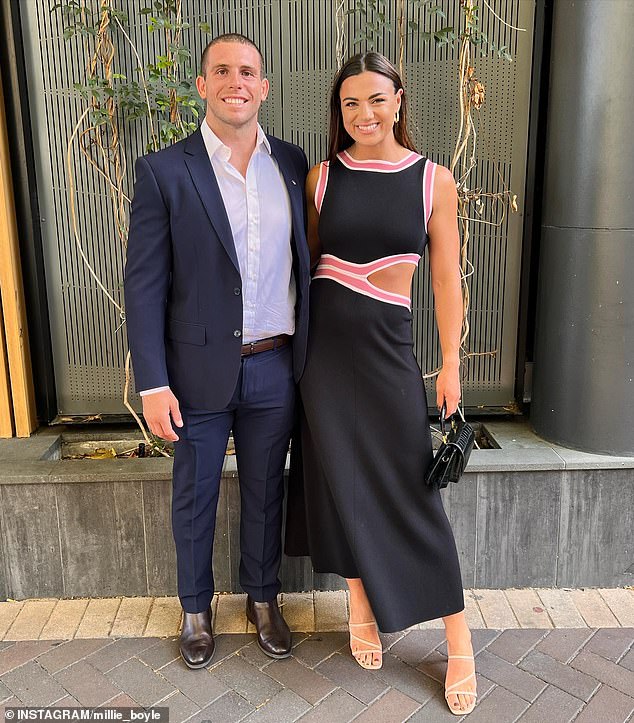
[{"left": 172, "top": 344, "right": 295, "bottom": 613}]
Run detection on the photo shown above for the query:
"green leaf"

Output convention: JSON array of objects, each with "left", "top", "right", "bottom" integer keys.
[
  {"left": 435, "top": 25, "right": 454, "bottom": 44},
  {"left": 108, "top": 8, "right": 128, "bottom": 24}
]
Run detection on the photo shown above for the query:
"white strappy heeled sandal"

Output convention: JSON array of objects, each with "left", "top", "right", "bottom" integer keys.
[
  {"left": 349, "top": 620, "right": 383, "bottom": 670},
  {"left": 444, "top": 654, "right": 477, "bottom": 715}
]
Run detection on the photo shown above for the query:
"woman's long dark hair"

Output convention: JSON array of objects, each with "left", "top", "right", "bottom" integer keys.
[{"left": 328, "top": 52, "right": 417, "bottom": 161}]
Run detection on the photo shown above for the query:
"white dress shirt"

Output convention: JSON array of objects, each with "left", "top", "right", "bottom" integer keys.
[{"left": 140, "top": 120, "right": 295, "bottom": 396}]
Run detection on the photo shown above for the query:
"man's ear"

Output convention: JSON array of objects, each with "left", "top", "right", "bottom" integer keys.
[
  {"left": 195, "top": 75, "right": 206, "bottom": 101},
  {"left": 261, "top": 77, "right": 270, "bottom": 102}
]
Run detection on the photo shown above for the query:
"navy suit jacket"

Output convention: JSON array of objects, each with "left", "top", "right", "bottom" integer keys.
[{"left": 124, "top": 128, "right": 310, "bottom": 411}]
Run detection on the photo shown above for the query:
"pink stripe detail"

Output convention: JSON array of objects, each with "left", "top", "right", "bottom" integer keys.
[
  {"left": 338, "top": 150, "right": 422, "bottom": 173},
  {"left": 320, "top": 253, "right": 420, "bottom": 274},
  {"left": 423, "top": 161, "right": 436, "bottom": 231},
  {"left": 314, "top": 161, "right": 329, "bottom": 213},
  {"left": 313, "top": 253, "right": 422, "bottom": 310}
]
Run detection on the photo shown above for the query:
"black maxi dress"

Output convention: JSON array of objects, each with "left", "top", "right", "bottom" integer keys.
[{"left": 292, "top": 150, "right": 464, "bottom": 633}]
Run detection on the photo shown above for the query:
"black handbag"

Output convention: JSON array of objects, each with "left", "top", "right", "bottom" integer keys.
[{"left": 425, "top": 402, "right": 475, "bottom": 489}]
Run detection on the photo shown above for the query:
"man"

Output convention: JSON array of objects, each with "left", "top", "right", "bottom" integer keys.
[{"left": 124, "top": 33, "right": 310, "bottom": 668}]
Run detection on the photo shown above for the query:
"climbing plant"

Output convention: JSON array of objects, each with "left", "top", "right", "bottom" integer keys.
[
  {"left": 53, "top": 0, "right": 207, "bottom": 453},
  {"left": 53, "top": 0, "right": 523, "bottom": 449}
]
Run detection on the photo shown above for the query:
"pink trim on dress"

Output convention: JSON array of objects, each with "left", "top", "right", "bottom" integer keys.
[
  {"left": 423, "top": 160, "right": 437, "bottom": 233},
  {"left": 314, "top": 161, "right": 330, "bottom": 213},
  {"left": 313, "top": 253, "right": 421, "bottom": 310},
  {"left": 337, "top": 150, "right": 422, "bottom": 174}
]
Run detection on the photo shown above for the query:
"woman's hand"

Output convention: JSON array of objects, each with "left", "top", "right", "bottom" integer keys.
[{"left": 435, "top": 363, "right": 461, "bottom": 416}]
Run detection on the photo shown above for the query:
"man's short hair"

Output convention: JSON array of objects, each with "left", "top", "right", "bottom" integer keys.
[{"left": 200, "top": 33, "right": 265, "bottom": 77}]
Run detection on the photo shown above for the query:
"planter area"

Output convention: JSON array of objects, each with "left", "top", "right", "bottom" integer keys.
[{"left": 0, "top": 419, "right": 633, "bottom": 600}]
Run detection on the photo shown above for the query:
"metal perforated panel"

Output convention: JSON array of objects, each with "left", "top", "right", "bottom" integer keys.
[{"left": 20, "top": 0, "right": 534, "bottom": 414}]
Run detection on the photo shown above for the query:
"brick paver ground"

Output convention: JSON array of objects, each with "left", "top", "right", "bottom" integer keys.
[
  {"left": 1, "top": 627, "right": 633, "bottom": 722},
  {"left": 3, "top": 589, "right": 634, "bottom": 641}
]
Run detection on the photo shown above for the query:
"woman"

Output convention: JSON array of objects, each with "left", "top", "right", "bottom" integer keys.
[{"left": 298, "top": 52, "right": 476, "bottom": 715}]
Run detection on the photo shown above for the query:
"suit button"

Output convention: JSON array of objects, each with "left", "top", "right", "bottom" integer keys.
[
  {"left": 234, "top": 287, "right": 241, "bottom": 295},
  {"left": 233, "top": 330, "right": 242, "bottom": 338}
]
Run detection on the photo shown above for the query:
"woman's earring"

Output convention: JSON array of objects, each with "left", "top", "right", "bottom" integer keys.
[{"left": 394, "top": 109, "right": 400, "bottom": 124}]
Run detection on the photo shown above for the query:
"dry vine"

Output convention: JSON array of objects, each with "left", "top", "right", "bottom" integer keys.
[
  {"left": 447, "top": 0, "right": 519, "bottom": 372},
  {"left": 335, "top": 0, "right": 348, "bottom": 70},
  {"left": 393, "top": 0, "right": 521, "bottom": 381},
  {"left": 60, "top": 0, "right": 198, "bottom": 455}
]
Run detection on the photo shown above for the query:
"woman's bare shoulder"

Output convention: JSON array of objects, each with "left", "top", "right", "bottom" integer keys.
[
  {"left": 431, "top": 164, "right": 458, "bottom": 206},
  {"left": 306, "top": 161, "right": 328, "bottom": 193},
  {"left": 307, "top": 163, "right": 322, "bottom": 181},
  {"left": 432, "top": 163, "right": 456, "bottom": 188}
]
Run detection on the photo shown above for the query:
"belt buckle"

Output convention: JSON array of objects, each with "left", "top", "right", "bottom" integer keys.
[{"left": 249, "top": 341, "right": 256, "bottom": 355}]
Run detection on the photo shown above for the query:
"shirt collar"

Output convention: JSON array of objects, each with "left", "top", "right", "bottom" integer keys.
[
  {"left": 256, "top": 124, "right": 272, "bottom": 154},
  {"left": 200, "top": 119, "right": 271, "bottom": 163}
]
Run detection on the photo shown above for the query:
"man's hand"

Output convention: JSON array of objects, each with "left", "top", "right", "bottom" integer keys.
[{"left": 142, "top": 388, "right": 183, "bottom": 441}]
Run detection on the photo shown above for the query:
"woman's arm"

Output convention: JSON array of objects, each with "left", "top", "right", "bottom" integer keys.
[
  {"left": 305, "top": 164, "right": 323, "bottom": 269},
  {"left": 427, "top": 165, "right": 463, "bottom": 415}
]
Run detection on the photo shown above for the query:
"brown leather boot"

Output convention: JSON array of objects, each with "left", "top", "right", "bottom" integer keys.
[
  {"left": 246, "top": 595, "right": 292, "bottom": 659},
  {"left": 179, "top": 608, "right": 214, "bottom": 669}
]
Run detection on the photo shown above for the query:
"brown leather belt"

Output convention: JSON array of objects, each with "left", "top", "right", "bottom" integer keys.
[{"left": 241, "top": 334, "right": 290, "bottom": 357}]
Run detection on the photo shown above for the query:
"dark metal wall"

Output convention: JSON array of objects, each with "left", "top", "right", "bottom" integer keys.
[{"left": 19, "top": 0, "right": 535, "bottom": 415}]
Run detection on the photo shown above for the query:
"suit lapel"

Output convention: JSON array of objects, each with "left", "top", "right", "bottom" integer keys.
[{"left": 184, "top": 129, "right": 240, "bottom": 272}]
